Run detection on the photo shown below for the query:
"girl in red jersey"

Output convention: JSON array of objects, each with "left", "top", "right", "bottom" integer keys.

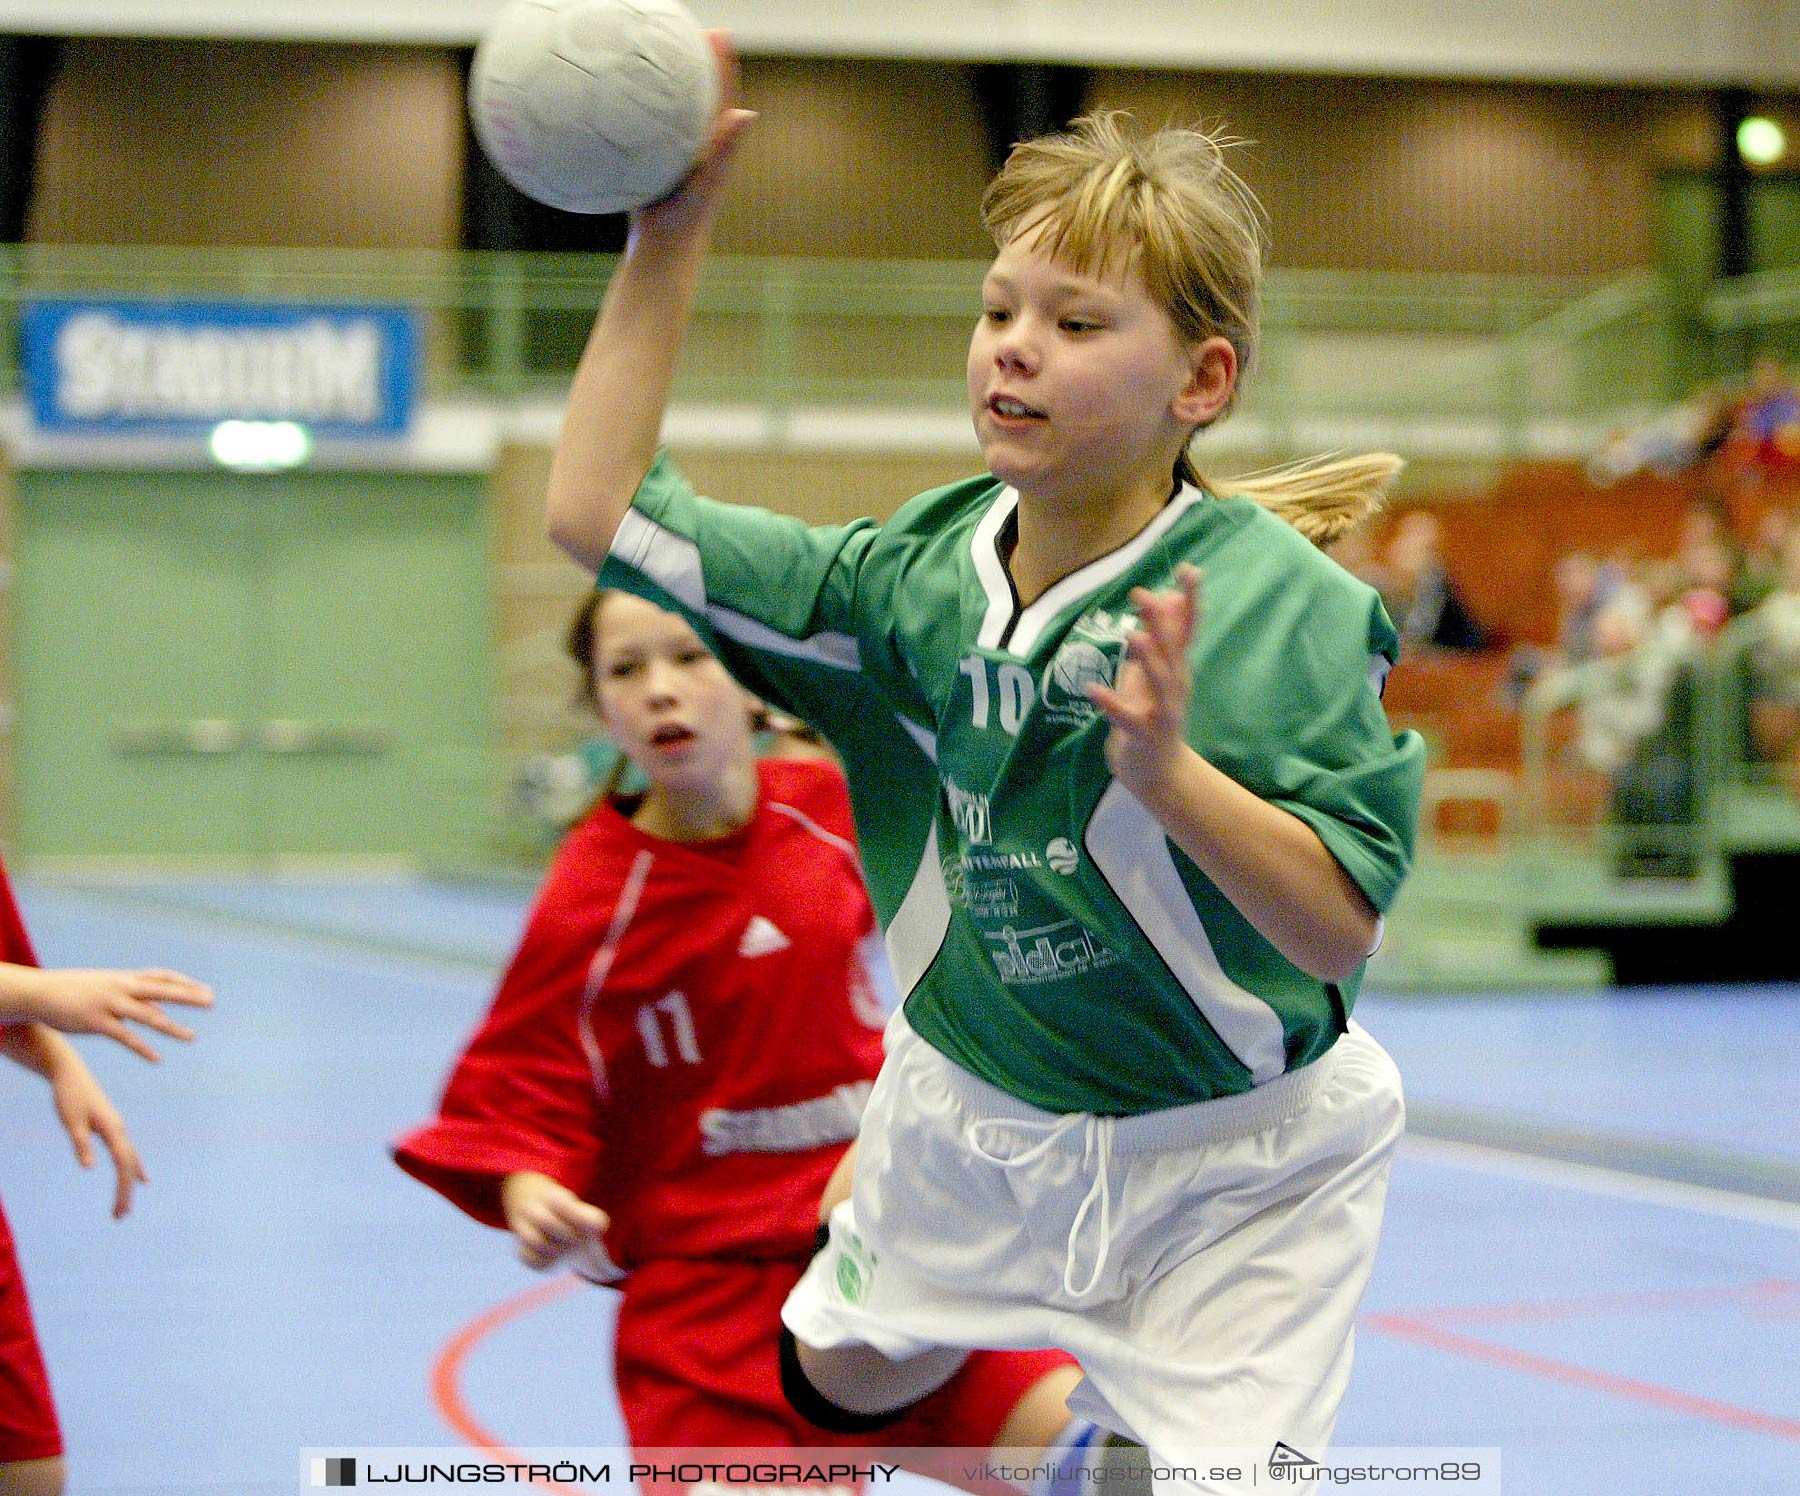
[
  {"left": 396, "top": 590, "right": 1105, "bottom": 1486},
  {"left": 0, "top": 863, "right": 212, "bottom": 1496}
]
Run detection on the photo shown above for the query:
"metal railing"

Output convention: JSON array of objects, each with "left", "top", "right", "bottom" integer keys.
[
  {"left": 14, "top": 245, "right": 1800, "bottom": 455},
  {"left": 0, "top": 243, "right": 1699, "bottom": 455},
  {"left": 1517, "top": 612, "right": 1800, "bottom": 876}
]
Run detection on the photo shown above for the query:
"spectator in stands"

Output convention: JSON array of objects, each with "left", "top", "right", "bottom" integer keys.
[
  {"left": 1734, "top": 505, "right": 1795, "bottom": 615},
  {"left": 1324, "top": 523, "right": 1393, "bottom": 597},
  {"left": 1672, "top": 528, "right": 1737, "bottom": 640},
  {"left": 1530, "top": 560, "right": 1702, "bottom": 877},
  {"left": 1726, "top": 356, "right": 1800, "bottom": 478},
  {"left": 1562, "top": 591, "right": 1662, "bottom": 778},
  {"left": 1587, "top": 358, "right": 1800, "bottom": 491},
  {"left": 1380, "top": 510, "right": 1487, "bottom": 654},
  {"left": 1500, "top": 549, "right": 1633, "bottom": 707},
  {"left": 1587, "top": 378, "right": 1739, "bottom": 485},
  {"left": 1554, "top": 551, "right": 1635, "bottom": 667},
  {"left": 1744, "top": 520, "right": 1800, "bottom": 789}
]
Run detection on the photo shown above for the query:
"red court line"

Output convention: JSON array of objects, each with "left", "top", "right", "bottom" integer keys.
[
  {"left": 1362, "top": 1309, "right": 1800, "bottom": 1441},
  {"left": 1399, "top": 1277, "right": 1799, "bottom": 1328},
  {"left": 431, "top": 1272, "right": 591, "bottom": 1493}
]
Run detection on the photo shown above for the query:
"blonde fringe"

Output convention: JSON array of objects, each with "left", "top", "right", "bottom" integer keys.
[{"left": 1205, "top": 451, "right": 1404, "bottom": 547}]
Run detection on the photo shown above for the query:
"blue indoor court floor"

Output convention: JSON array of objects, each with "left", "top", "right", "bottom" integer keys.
[{"left": 0, "top": 876, "right": 1793, "bottom": 1496}]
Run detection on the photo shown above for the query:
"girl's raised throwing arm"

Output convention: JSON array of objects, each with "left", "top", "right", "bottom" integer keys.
[{"left": 545, "top": 35, "right": 755, "bottom": 572}]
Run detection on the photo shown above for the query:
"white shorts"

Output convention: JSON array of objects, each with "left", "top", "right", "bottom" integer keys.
[{"left": 782, "top": 1010, "right": 1404, "bottom": 1490}]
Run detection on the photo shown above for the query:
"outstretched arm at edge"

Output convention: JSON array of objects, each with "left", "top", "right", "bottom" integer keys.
[
  {"left": 545, "top": 34, "right": 756, "bottom": 572},
  {"left": 1, "top": 1022, "right": 148, "bottom": 1218}
]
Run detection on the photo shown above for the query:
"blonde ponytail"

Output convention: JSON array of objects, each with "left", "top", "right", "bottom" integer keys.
[{"left": 1190, "top": 451, "right": 1404, "bottom": 547}]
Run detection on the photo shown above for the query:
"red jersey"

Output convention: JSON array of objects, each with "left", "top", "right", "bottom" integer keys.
[
  {"left": 395, "top": 758, "right": 891, "bottom": 1273},
  {"left": 0, "top": 857, "right": 65, "bottom": 1463},
  {"left": 0, "top": 864, "right": 37, "bottom": 971},
  {"left": 0, "top": 860, "right": 40, "bottom": 1041}
]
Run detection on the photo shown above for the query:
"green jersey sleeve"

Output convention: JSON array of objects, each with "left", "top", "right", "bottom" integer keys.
[
  {"left": 598, "top": 453, "right": 892, "bottom": 746},
  {"left": 596, "top": 454, "right": 944, "bottom": 927},
  {"left": 1190, "top": 504, "right": 1425, "bottom": 917}
]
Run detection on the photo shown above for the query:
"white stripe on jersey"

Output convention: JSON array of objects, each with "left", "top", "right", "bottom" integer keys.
[
  {"left": 611, "top": 510, "right": 861, "bottom": 670},
  {"left": 1085, "top": 781, "right": 1288, "bottom": 1084},
  {"left": 710, "top": 602, "right": 860, "bottom": 670},
  {"left": 969, "top": 485, "right": 1205, "bottom": 657},
  {"left": 765, "top": 796, "right": 902, "bottom": 1021},
  {"left": 885, "top": 821, "right": 953, "bottom": 1001},
  {"left": 577, "top": 846, "right": 656, "bottom": 1097},
  {"left": 898, "top": 715, "right": 938, "bottom": 762},
  {"left": 972, "top": 490, "right": 1019, "bottom": 649},
  {"left": 614, "top": 509, "right": 705, "bottom": 609},
  {"left": 1007, "top": 487, "right": 1203, "bottom": 656},
  {"left": 768, "top": 798, "right": 860, "bottom": 863}
]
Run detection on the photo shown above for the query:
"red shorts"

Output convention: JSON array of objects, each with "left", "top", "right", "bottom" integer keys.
[
  {"left": 0, "top": 1195, "right": 62, "bottom": 1463},
  {"left": 614, "top": 1256, "right": 1073, "bottom": 1474}
]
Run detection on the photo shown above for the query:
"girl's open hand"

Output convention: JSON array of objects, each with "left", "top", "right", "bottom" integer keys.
[
  {"left": 21, "top": 966, "right": 213, "bottom": 1064},
  {"left": 500, "top": 1171, "right": 611, "bottom": 1272},
  {"left": 1088, "top": 563, "right": 1203, "bottom": 798},
  {"left": 42, "top": 1036, "right": 147, "bottom": 1219}
]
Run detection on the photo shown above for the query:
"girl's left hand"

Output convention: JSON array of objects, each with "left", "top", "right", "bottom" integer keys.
[
  {"left": 1087, "top": 563, "right": 1202, "bottom": 798},
  {"left": 46, "top": 1042, "right": 146, "bottom": 1219}
]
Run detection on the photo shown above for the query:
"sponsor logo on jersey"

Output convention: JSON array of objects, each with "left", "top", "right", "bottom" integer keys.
[
  {"left": 943, "top": 775, "right": 994, "bottom": 846},
  {"left": 699, "top": 1080, "right": 872, "bottom": 1156},
  {"left": 985, "top": 918, "right": 1119, "bottom": 985},
  {"left": 963, "top": 849, "right": 1042, "bottom": 871},
  {"left": 1046, "top": 836, "right": 1079, "bottom": 874},
  {"left": 737, "top": 915, "right": 792, "bottom": 958},
  {"left": 940, "top": 858, "right": 1020, "bottom": 919},
  {"left": 834, "top": 1229, "right": 876, "bottom": 1305},
  {"left": 966, "top": 877, "right": 1020, "bottom": 919},
  {"left": 1040, "top": 609, "right": 1136, "bottom": 724},
  {"left": 940, "top": 855, "right": 969, "bottom": 906}
]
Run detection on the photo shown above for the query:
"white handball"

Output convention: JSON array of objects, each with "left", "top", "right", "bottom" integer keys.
[{"left": 469, "top": 0, "right": 720, "bottom": 215}]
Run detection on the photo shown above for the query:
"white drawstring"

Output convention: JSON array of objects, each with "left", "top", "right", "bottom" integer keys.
[{"left": 968, "top": 1111, "right": 1117, "bottom": 1299}]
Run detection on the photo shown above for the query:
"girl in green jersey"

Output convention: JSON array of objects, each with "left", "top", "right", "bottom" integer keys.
[{"left": 547, "top": 35, "right": 1422, "bottom": 1491}]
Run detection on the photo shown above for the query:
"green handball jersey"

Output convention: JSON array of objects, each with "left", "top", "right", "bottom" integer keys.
[{"left": 601, "top": 455, "right": 1425, "bottom": 1116}]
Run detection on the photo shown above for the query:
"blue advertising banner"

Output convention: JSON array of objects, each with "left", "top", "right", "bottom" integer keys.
[{"left": 20, "top": 299, "right": 422, "bottom": 436}]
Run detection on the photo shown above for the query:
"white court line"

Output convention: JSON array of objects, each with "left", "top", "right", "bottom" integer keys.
[{"left": 1400, "top": 1134, "right": 1800, "bottom": 1233}]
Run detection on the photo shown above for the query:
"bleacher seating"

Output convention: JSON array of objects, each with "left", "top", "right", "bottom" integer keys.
[{"left": 1373, "top": 459, "right": 1800, "bottom": 840}]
